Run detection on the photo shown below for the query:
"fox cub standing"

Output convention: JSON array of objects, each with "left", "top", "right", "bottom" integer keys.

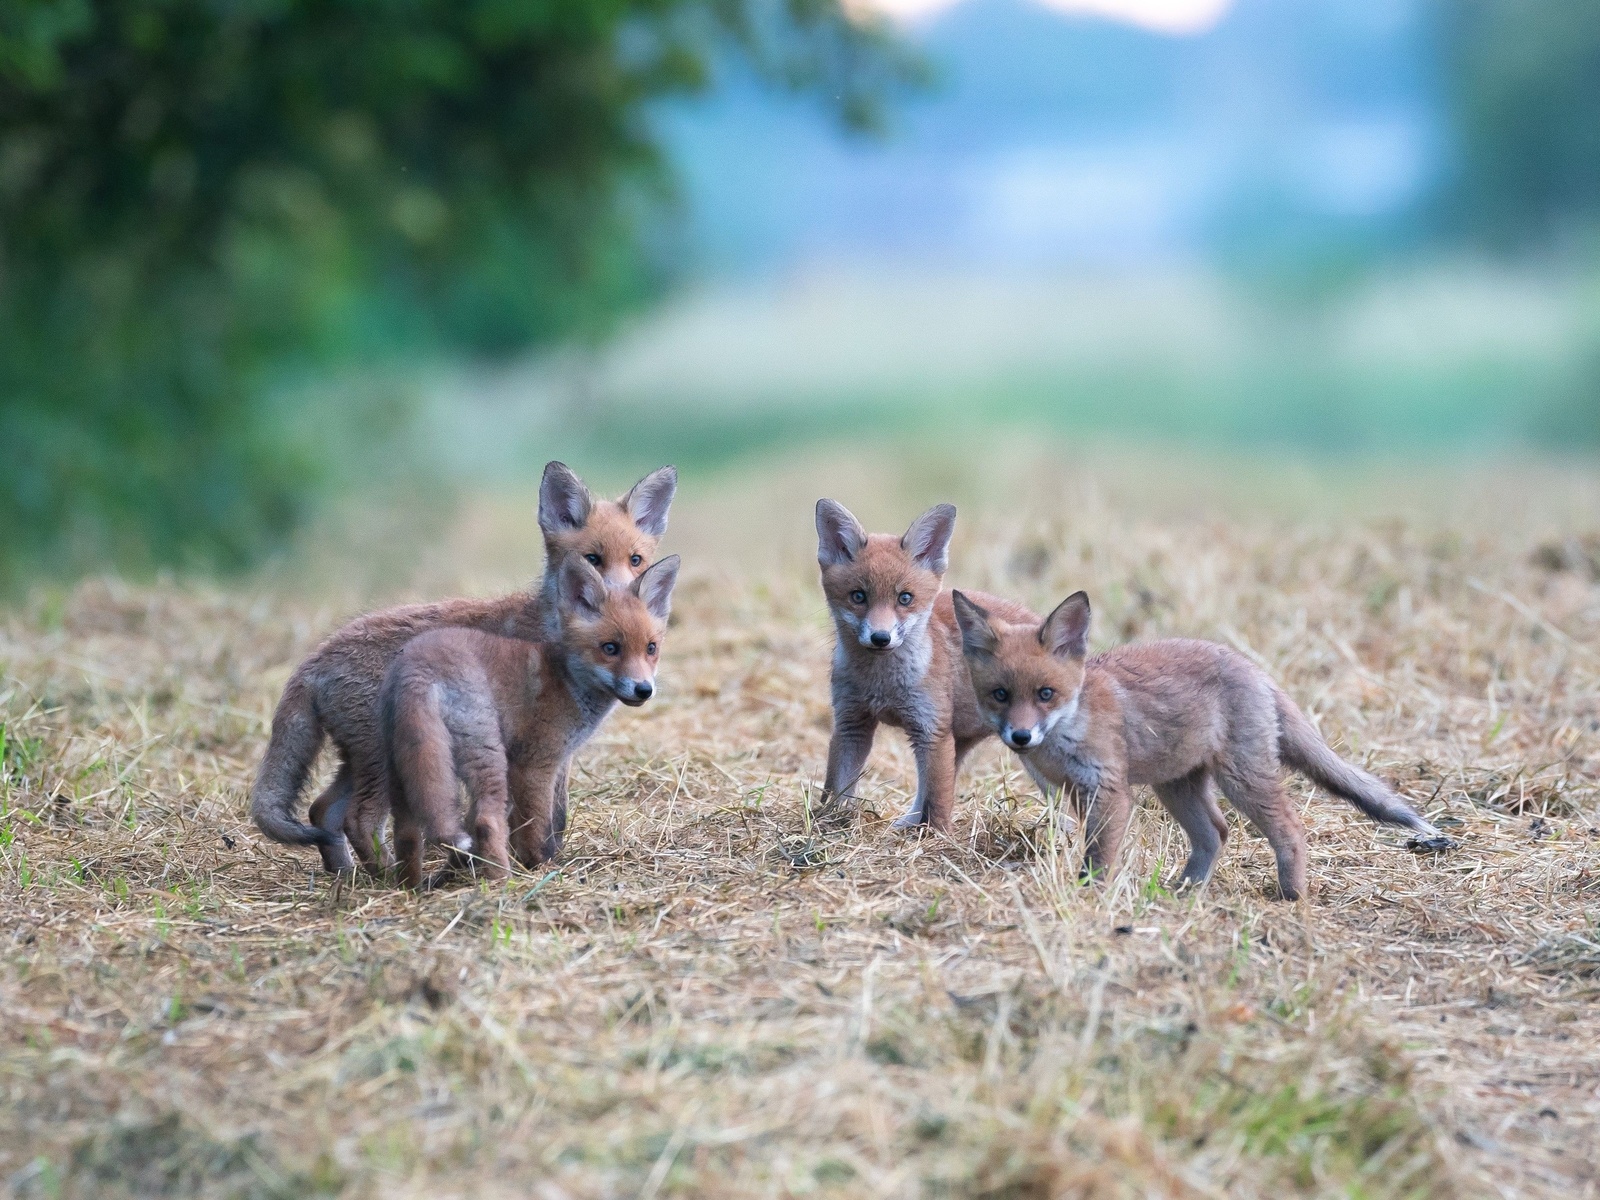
[
  {"left": 250, "top": 461, "right": 676, "bottom": 875},
  {"left": 380, "top": 555, "right": 679, "bottom": 889},
  {"left": 952, "top": 589, "right": 1451, "bottom": 899},
  {"left": 815, "top": 500, "right": 1038, "bottom": 831}
]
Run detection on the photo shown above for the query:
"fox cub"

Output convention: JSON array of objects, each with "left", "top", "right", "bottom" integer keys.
[
  {"left": 251, "top": 460, "right": 677, "bottom": 875},
  {"left": 815, "top": 500, "right": 1037, "bottom": 831},
  {"left": 381, "top": 555, "right": 680, "bottom": 889},
  {"left": 952, "top": 589, "right": 1451, "bottom": 899}
]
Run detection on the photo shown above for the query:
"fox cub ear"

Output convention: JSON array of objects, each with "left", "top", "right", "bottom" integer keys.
[
  {"left": 539, "top": 461, "right": 593, "bottom": 534},
  {"left": 1041, "top": 591, "right": 1091, "bottom": 659},
  {"left": 901, "top": 503, "right": 957, "bottom": 575},
  {"left": 557, "top": 555, "right": 608, "bottom": 620},
  {"left": 623, "top": 466, "right": 678, "bottom": 538},
  {"left": 815, "top": 499, "right": 867, "bottom": 567},
  {"left": 951, "top": 590, "right": 998, "bottom": 656},
  {"left": 633, "top": 554, "right": 681, "bottom": 621}
]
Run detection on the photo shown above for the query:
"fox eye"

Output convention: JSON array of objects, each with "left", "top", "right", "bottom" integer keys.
[
  {"left": 849, "top": 590, "right": 867, "bottom": 605},
  {"left": 601, "top": 641, "right": 620, "bottom": 656},
  {"left": 630, "top": 554, "right": 643, "bottom": 567},
  {"left": 585, "top": 553, "right": 602, "bottom": 566},
  {"left": 1038, "top": 686, "right": 1054, "bottom": 701},
  {"left": 646, "top": 641, "right": 657, "bottom": 655},
  {"left": 897, "top": 591, "right": 913, "bottom": 606},
  {"left": 992, "top": 687, "right": 1009, "bottom": 703}
]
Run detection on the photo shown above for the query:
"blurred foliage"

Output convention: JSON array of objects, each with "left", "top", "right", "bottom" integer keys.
[
  {"left": 0, "top": 0, "right": 915, "bottom": 585},
  {"left": 1440, "top": 0, "right": 1600, "bottom": 249}
]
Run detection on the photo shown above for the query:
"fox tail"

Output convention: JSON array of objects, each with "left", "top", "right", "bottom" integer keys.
[
  {"left": 1273, "top": 688, "right": 1443, "bottom": 838},
  {"left": 250, "top": 673, "right": 341, "bottom": 849}
]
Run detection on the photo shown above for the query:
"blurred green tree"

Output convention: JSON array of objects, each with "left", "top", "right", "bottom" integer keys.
[
  {"left": 1441, "top": 0, "right": 1600, "bottom": 248},
  {"left": 0, "top": 0, "right": 913, "bottom": 584}
]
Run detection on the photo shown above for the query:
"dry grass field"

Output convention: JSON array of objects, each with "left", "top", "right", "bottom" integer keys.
[{"left": 2, "top": 444, "right": 1597, "bottom": 1198}]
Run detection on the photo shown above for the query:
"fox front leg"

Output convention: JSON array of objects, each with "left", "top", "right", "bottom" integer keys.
[
  {"left": 898, "top": 729, "right": 957, "bottom": 832},
  {"left": 508, "top": 757, "right": 561, "bottom": 869},
  {"left": 1078, "top": 781, "right": 1134, "bottom": 883},
  {"left": 822, "top": 710, "right": 878, "bottom": 810}
]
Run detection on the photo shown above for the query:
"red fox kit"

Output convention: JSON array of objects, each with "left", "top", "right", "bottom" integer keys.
[
  {"left": 816, "top": 500, "right": 1038, "bottom": 832},
  {"left": 250, "top": 461, "right": 677, "bottom": 875},
  {"left": 381, "top": 555, "right": 680, "bottom": 889},
  {"left": 952, "top": 589, "right": 1451, "bottom": 900}
]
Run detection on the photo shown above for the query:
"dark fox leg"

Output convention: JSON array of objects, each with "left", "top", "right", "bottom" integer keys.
[
  {"left": 823, "top": 709, "right": 878, "bottom": 816},
  {"left": 1153, "top": 767, "right": 1228, "bottom": 888},
  {"left": 540, "top": 760, "right": 570, "bottom": 862},
  {"left": 308, "top": 761, "right": 355, "bottom": 874},
  {"left": 1216, "top": 763, "right": 1307, "bottom": 901}
]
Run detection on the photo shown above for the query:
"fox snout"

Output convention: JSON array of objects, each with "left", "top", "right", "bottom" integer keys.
[
  {"left": 860, "top": 606, "right": 907, "bottom": 650},
  {"left": 863, "top": 624, "right": 900, "bottom": 650},
  {"left": 1004, "top": 724, "right": 1041, "bottom": 750},
  {"left": 616, "top": 676, "right": 655, "bottom": 706}
]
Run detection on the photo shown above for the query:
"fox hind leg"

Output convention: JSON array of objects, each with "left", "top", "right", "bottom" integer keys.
[
  {"left": 342, "top": 763, "right": 394, "bottom": 878},
  {"left": 540, "top": 761, "right": 570, "bottom": 862},
  {"left": 1153, "top": 767, "right": 1228, "bottom": 889},
  {"left": 1216, "top": 764, "right": 1307, "bottom": 901},
  {"left": 308, "top": 761, "right": 356, "bottom": 875},
  {"left": 918, "top": 731, "right": 959, "bottom": 832},
  {"left": 456, "top": 737, "right": 512, "bottom": 881},
  {"left": 390, "top": 697, "right": 470, "bottom": 890}
]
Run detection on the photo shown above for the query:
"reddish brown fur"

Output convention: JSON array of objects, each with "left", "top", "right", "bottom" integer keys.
[
  {"left": 954, "top": 590, "right": 1445, "bottom": 900},
  {"left": 382, "top": 556, "right": 678, "bottom": 889},
  {"left": 250, "top": 462, "right": 676, "bottom": 874},
  {"left": 816, "top": 501, "right": 1038, "bottom": 832}
]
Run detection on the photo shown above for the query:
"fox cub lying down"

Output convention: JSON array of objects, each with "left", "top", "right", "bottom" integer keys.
[
  {"left": 952, "top": 588, "right": 1452, "bottom": 899},
  {"left": 381, "top": 555, "right": 680, "bottom": 889}
]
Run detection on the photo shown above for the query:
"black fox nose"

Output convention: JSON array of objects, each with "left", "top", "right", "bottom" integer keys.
[
  {"left": 1010, "top": 729, "right": 1032, "bottom": 747},
  {"left": 633, "top": 680, "right": 653, "bottom": 701},
  {"left": 870, "top": 630, "right": 892, "bottom": 647}
]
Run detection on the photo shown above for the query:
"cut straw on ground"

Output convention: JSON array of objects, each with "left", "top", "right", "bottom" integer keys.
[{"left": 1, "top": 447, "right": 1596, "bottom": 1198}]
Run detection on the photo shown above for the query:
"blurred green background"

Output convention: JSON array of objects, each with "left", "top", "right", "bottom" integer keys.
[{"left": 2, "top": 0, "right": 1597, "bottom": 588}]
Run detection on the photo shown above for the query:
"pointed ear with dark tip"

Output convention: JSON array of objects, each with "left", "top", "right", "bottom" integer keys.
[
  {"left": 1041, "top": 591, "right": 1091, "bottom": 659},
  {"left": 556, "top": 555, "right": 607, "bottom": 621},
  {"left": 951, "top": 590, "right": 998, "bottom": 657},
  {"left": 901, "top": 503, "right": 957, "bottom": 575},
  {"left": 622, "top": 466, "right": 677, "bottom": 538},
  {"left": 632, "top": 554, "right": 681, "bottom": 621},
  {"left": 539, "top": 461, "right": 592, "bottom": 535},
  {"left": 815, "top": 499, "right": 867, "bottom": 567}
]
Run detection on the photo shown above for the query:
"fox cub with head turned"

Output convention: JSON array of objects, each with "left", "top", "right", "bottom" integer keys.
[
  {"left": 815, "top": 500, "right": 1038, "bottom": 832},
  {"left": 380, "top": 554, "right": 680, "bottom": 889},
  {"left": 250, "top": 460, "right": 677, "bottom": 875},
  {"left": 952, "top": 589, "right": 1451, "bottom": 899}
]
